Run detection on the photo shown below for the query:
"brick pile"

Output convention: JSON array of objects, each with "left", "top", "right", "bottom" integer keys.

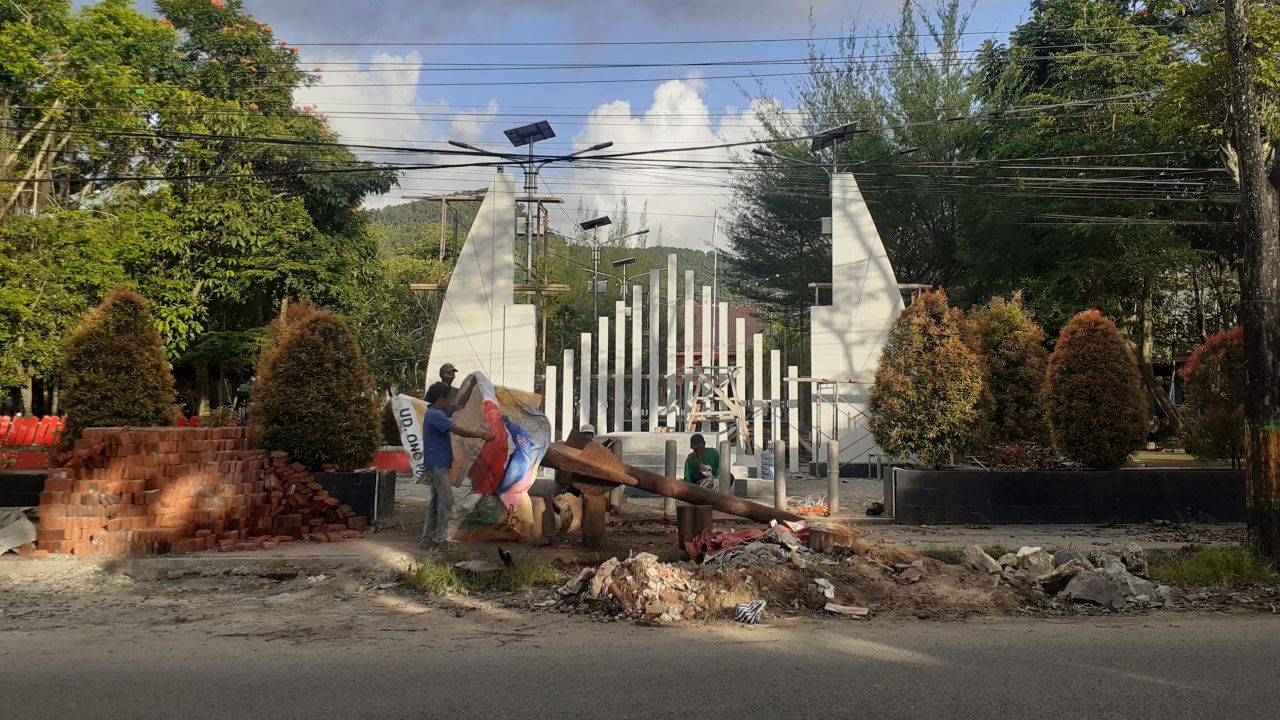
[{"left": 35, "top": 427, "right": 367, "bottom": 557}]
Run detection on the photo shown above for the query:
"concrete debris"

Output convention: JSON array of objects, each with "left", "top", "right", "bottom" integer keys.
[
  {"left": 1038, "top": 560, "right": 1091, "bottom": 594},
  {"left": 823, "top": 603, "right": 870, "bottom": 618},
  {"left": 558, "top": 553, "right": 705, "bottom": 624},
  {"left": 0, "top": 509, "right": 37, "bottom": 556},
  {"left": 1121, "top": 543, "right": 1150, "bottom": 578},
  {"left": 1061, "top": 571, "right": 1128, "bottom": 611},
  {"left": 1014, "top": 547, "right": 1055, "bottom": 579},
  {"left": 963, "top": 544, "right": 1002, "bottom": 574},
  {"left": 1055, "top": 554, "right": 1167, "bottom": 611},
  {"left": 996, "top": 553, "right": 1018, "bottom": 569},
  {"left": 897, "top": 567, "right": 925, "bottom": 585},
  {"left": 814, "top": 578, "right": 835, "bottom": 599},
  {"left": 1052, "top": 548, "right": 1094, "bottom": 570}
]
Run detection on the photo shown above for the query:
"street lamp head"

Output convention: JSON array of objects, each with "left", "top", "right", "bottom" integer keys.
[
  {"left": 504, "top": 120, "right": 555, "bottom": 147},
  {"left": 580, "top": 215, "right": 612, "bottom": 231},
  {"left": 752, "top": 147, "right": 777, "bottom": 158},
  {"left": 588, "top": 141, "right": 614, "bottom": 152},
  {"left": 811, "top": 121, "right": 860, "bottom": 152},
  {"left": 448, "top": 139, "right": 481, "bottom": 151},
  {"left": 610, "top": 256, "right": 637, "bottom": 268}
]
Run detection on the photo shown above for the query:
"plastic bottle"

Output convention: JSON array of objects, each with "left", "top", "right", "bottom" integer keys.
[{"left": 760, "top": 447, "right": 775, "bottom": 480}]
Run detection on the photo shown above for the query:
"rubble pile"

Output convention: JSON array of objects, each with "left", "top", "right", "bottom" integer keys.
[
  {"left": 556, "top": 553, "right": 709, "bottom": 624},
  {"left": 965, "top": 542, "right": 1172, "bottom": 611},
  {"left": 707, "top": 526, "right": 820, "bottom": 568},
  {"left": 34, "top": 427, "right": 366, "bottom": 557}
]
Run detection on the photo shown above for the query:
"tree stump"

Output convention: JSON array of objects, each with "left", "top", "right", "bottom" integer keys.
[{"left": 676, "top": 504, "right": 713, "bottom": 559}]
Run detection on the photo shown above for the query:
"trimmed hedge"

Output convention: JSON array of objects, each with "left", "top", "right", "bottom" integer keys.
[
  {"left": 249, "top": 307, "right": 380, "bottom": 470},
  {"left": 869, "top": 289, "right": 984, "bottom": 466},
  {"left": 1043, "top": 310, "right": 1146, "bottom": 470},
  {"left": 61, "top": 288, "right": 177, "bottom": 443}
]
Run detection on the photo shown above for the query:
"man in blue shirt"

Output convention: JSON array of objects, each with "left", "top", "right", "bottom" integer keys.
[{"left": 421, "top": 380, "right": 492, "bottom": 546}]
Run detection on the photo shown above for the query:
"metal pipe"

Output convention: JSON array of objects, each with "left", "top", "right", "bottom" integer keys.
[
  {"left": 827, "top": 439, "right": 840, "bottom": 515},
  {"left": 773, "top": 439, "right": 786, "bottom": 511},
  {"left": 718, "top": 439, "right": 732, "bottom": 495}
]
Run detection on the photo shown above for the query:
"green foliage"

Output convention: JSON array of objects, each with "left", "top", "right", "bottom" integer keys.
[
  {"left": 1043, "top": 310, "right": 1146, "bottom": 470},
  {"left": 404, "top": 549, "right": 568, "bottom": 594},
  {"left": 727, "top": 0, "right": 978, "bottom": 315},
  {"left": 1179, "top": 327, "right": 1246, "bottom": 467},
  {"left": 199, "top": 406, "right": 237, "bottom": 428},
  {"left": 61, "top": 288, "right": 177, "bottom": 442},
  {"left": 1149, "top": 545, "right": 1280, "bottom": 589},
  {"left": 870, "top": 290, "right": 984, "bottom": 466},
  {"left": 966, "top": 293, "right": 1050, "bottom": 446},
  {"left": 249, "top": 308, "right": 380, "bottom": 470}
]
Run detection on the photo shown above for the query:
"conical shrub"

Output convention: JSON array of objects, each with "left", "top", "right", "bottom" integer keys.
[
  {"left": 250, "top": 307, "right": 379, "bottom": 469},
  {"left": 61, "top": 288, "right": 176, "bottom": 442},
  {"left": 1180, "top": 327, "right": 1246, "bottom": 467},
  {"left": 869, "top": 289, "right": 984, "bottom": 466},
  {"left": 1043, "top": 310, "right": 1146, "bottom": 470},
  {"left": 966, "top": 293, "right": 1050, "bottom": 447}
]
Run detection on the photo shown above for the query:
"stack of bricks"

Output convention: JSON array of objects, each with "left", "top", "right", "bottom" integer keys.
[{"left": 35, "top": 427, "right": 367, "bottom": 557}]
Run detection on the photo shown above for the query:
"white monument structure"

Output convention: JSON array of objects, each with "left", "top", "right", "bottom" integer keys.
[
  {"left": 425, "top": 174, "right": 537, "bottom": 392},
  {"left": 423, "top": 169, "right": 903, "bottom": 473},
  {"left": 809, "top": 173, "right": 904, "bottom": 465}
]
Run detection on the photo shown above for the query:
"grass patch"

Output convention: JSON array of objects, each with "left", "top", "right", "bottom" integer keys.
[
  {"left": 984, "top": 546, "right": 1013, "bottom": 560},
  {"left": 404, "top": 548, "right": 568, "bottom": 594},
  {"left": 921, "top": 548, "right": 964, "bottom": 565},
  {"left": 1149, "top": 546, "right": 1280, "bottom": 589}
]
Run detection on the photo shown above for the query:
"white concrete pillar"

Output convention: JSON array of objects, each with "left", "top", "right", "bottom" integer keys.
[
  {"left": 770, "top": 349, "right": 782, "bottom": 444},
  {"left": 700, "top": 287, "right": 712, "bottom": 371},
  {"left": 545, "top": 365, "right": 557, "bottom": 442},
  {"left": 717, "top": 302, "right": 729, "bottom": 370},
  {"left": 648, "top": 274, "right": 661, "bottom": 430},
  {"left": 613, "top": 301, "right": 625, "bottom": 432},
  {"left": 632, "top": 285, "right": 643, "bottom": 431},
  {"left": 734, "top": 317, "right": 746, "bottom": 411},
  {"left": 682, "top": 270, "right": 695, "bottom": 427},
  {"left": 561, "top": 348, "right": 574, "bottom": 440},
  {"left": 665, "top": 254, "right": 678, "bottom": 424},
  {"left": 598, "top": 316, "right": 609, "bottom": 434},
  {"left": 788, "top": 364, "right": 800, "bottom": 474},
  {"left": 752, "top": 333, "right": 763, "bottom": 455},
  {"left": 579, "top": 334, "right": 591, "bottom": 429}
]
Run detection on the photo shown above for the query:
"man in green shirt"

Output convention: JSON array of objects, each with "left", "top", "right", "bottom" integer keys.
[{"left": 683, "top": 433, "right": 720, "bottom": 486}]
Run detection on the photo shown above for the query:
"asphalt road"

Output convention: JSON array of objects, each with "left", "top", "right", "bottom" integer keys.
[{"left": 4, "top": 614, "right": 1278, "bottom": 719}]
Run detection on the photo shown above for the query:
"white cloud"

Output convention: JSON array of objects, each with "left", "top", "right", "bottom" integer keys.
[
  {"left": 294, "top": 52, "right": 502, "bottom": 209},
  {"left": 557, "top": 78, "right": 772, "bottom": 248}
]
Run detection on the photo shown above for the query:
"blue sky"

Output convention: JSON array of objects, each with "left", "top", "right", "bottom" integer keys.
[{"left": 84, "top": 0, "right": 1035, "bottom": 245}]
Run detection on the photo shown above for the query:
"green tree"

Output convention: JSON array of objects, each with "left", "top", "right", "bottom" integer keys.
[
  {"left": 727, "top": 0, "right": 978, "bottom": 315},
  {"left": 966, "top": 293, "right": 1050, "bottom": 447},
  {"left": 1180, "top": 326, "right": 1246, "bottom": 468},
  {"left": 1043, "top": 310, "right": 1147, "bottom": 470},
  {"left": 249, "top": 308, "right": 380, "bottom": 470},
  {"left": 60, "top": 288, "right": 176, "bottom": 442},
  {"left": 869, "top": 290, "right": 983, "bottom": 466}
]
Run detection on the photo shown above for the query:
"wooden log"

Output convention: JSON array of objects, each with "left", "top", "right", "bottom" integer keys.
[
  {"left": 543, "top": 442, "right": 803, "bottom": 525},
  {"left": 580, "top": 492, "right": 608, "bottom": 549},
  {"left": 676, "top": 505, "right": 713, "bottom": 559},
  {"left": 807, "top": 528, "right": 863, "bottom": 555}
]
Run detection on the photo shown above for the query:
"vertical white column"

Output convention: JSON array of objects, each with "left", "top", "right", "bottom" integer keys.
[
  {"left": 788, "top": 364, "right": 800, "bottom": 474},
  {"left": 665, "top": 254, "right": 678, "bottom": 423},
  {"left": 752, "top": 333, "right": 764, "bottom": 456},
  {"left": 613, "top": 302, "right": 624, "bottom": 432},
  {"left": 545, "top": 365, "right": 558, "bottom": 442},
  {"left": 579, "top": 334, "right": 591, "bottom": 429},
  {"left": 682, "top": 270, "right": 695, "bottom": 427},
  {"left": 597, "top": 316, "right": 609, "bottom": 434},
  {"left": 734, "top": 317, "right": 746, "bottom": 410},
  {"left": 561, "top": 348, "right": 574, "bottom": 440},
  {"left": 770, "top": 349, "right": 782, "bottom": 444},
  {"left": 717, "top": 302, "right": 729, "bottom": 370},
  {"left": 632, "top": 285, "right": 643, "bottom": 431},
  {"left": 648, "top": 274, "right": 661, "bottom": 430},
  {"left": 700, "top": 287, "right": 712, "bottom": 371}
]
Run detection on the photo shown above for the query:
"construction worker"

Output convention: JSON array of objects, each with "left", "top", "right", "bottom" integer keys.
[{"left": 683, "top": 433, "right": 720, "bottom": 486}]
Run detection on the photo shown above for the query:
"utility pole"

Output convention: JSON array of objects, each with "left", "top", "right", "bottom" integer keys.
[{"left": 1225, "top": 0, "right": 1280, "bottom": 563}]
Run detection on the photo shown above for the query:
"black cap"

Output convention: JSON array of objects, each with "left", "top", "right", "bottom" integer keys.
[{"left": 690, "top": 433, "right": 706, "bottom": 448}]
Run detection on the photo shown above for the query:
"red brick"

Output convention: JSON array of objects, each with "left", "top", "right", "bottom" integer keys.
[{"left": 30, "top": 549, "right": 49, "bottom": 560}]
